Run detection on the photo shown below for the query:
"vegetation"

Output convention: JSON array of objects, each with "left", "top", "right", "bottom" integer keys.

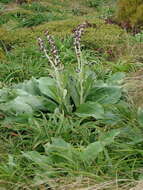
[
  {"left": 0, "top": 0, "right": 143, "bottom": 189},
  {"left": 116, "top": 0, "right": 143, "bottom": 28}
]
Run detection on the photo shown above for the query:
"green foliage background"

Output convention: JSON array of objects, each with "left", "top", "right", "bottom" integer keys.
[{"left": 116, "top": 0, "right": 143, "bottom": 27}]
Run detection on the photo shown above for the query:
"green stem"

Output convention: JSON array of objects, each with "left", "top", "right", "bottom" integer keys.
[
  {"left": 44, "top": 49, "right": 70, "bottom": 113},
  {"left": 78, "top": 45, "right": 84, "bottom": 105}
]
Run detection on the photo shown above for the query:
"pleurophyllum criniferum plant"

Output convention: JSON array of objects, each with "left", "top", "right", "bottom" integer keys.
[{"left": 0, "top": 22, "right": 125, "bottom": 122}]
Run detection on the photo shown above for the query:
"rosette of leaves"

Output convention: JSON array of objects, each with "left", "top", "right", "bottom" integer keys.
[{"left": 0, "top": 71, "right": 125, "bottom": 120}]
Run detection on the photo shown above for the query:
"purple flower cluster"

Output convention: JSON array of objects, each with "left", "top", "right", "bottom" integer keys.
[
  {"left": 38, "top": 22, "right": 91, "bottom": 69},
  {"left": 44, "top": 30, "right": 60, "bottom": 66},
  {"left": 37, "top": 30, "right": 60, "bottom": 66},
  {"left": 73, "top": 22, "right": 90, "bottom": 57},
  {"left": 37, "top": 37, "right": 45, "bottom": 51}
]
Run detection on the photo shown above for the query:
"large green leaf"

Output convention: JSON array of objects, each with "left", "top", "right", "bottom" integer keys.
[
  {"left": 68, "top": 77, "right": 80, "bottom": 107},
  {"left": 44, "top": 138, "right": 72, "bottom": 154},
  {"left": 83, "top": 70, "right": 97, "bottom": 101},
  {"left": 44, "top": 138, "right": 74, "bottom": 163},
  {"left": 87, "top": 85, "right": 122, "bottom": 104},
  {"left": 0, "top": 88, "right": 16, "bottom": 103},
  {"left": 1, "top": 93, "right": 57, "bottom": 115},
  {"left": 23, "top": 152, "right": 62, "bottom": 179},
  {"left": 99, "top": 129, "right": 120, "bottom": 146},
  {"left": 75, "top": 101, "right": 104, "bottom": 119},
  {"left": 1, "top": 96, "right": 33, "bottom": 115},
  {"left": 101, "top": 111, "right": 122, "bottom": 125},
  {"left": 0, "top": 76, "right": 59, "bottom": 116},
  {"left": 23, "top": 151, "right": 51, "bottom": 168},
  {"left": 107, "top": 72, "right": 125, "bottom": 85},
  {"left": 23, "top": 129, "right": 120, "bottom": 168},
  {"left": 81, "top": 141, "right": 104, "bottom": 163},
  {"left": 37, "top": 77, "right": 59, "bottom": 102},
  {"left": 81, "top": 129, "right": 120, "bottom": 163},
  {"left": 16, "top": 77, "right": 40, "bottom": 95}
]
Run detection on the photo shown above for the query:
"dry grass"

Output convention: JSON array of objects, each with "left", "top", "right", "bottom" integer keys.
[
  {"left": 39, "top": 178, "right": 137, "bottom": 190},
  {"left": 124, "top": 70, "right": 143, "bottom": 106}
]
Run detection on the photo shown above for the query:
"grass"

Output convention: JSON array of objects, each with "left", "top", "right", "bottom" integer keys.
[
  {"left": 0, "top": 0, "right": 13, "bottom": 3},
  {"left": 18, "top": 12, "right": 67, "bottom": 27},
  {"left": 0, "top": 0, "right": 143, "bottom": 190},
  {"left": 0, "top": 105, "right": 142, "bottom": 189},
  {"left": 21, "top": 2, "right": 50, "bottom": 12}
]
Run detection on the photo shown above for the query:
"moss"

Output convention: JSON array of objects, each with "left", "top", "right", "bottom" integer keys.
[
  {"left": 116, "top": 0, "right": 143, "bottom": 28},
  {"left": 132, "top": 4, "right": 143, "bottom": 26},
  {"left": 34, "top": 17, "right": 103, "bottom": 36},
  {"left": 82, "top": 23, "right": 128, "bottom": 59},
  {"left": 0, "top": 28, "right": 14, "bottom": 49},
  {"left": 0, "top": 48, "right": 5, "bottom": 60},
  {"left": 0, "top": 26, "right": 36, "bottom": 52}
]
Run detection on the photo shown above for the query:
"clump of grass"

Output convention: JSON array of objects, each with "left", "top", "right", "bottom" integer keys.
[
  {"left": 0, "top": 0, "right": 13, "bottom": 3},
  {"left": 87, "top": 0, "right": 105, "bottom": 8},
  {"left": 18, "top": 12, "right": 66, "bottom": 27},
  {"left": 0, "top": 10, "right": 33, "bottom": 26},
  {"left": 0, "top": 16, "right": 9, "bottom": 26},
  {"left": 21, "top": 2, "right": 50, "bottom": 12}
]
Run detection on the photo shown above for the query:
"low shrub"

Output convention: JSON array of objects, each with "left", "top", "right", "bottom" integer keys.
[
  {"left": 82, "top": 23, "right": 128, "bottom": 59},
  {"left": 116, "top": 0, "right": 143, "bottom": 29}
]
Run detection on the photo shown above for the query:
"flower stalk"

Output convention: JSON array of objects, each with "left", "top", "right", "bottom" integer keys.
[
  {"left": 37, "top": 33, "right": 68, "bottom": 113},
  {"left": 73, "top": 22, "right": 89, "bottom": 104}
]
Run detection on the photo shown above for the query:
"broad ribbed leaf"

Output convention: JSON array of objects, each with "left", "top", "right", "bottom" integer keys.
[
  {"left": 76, "top": 101, "right": 104, "bottom": 119},
  {"left": 16, "top": 77, "right": 40, "bottom": 95},
  {"left": 68, "top": 77, "right": 80, "bottom": 107},
  {"left": 23, "top": 151, "right": 51, "bottom": 167},
  {"left": 107, "top": 72, "right": 125, "bottom": 85},
  {"left": 100, "top": 129, "right": 120, "bottom": 146},
  {"left": 81, "top": 129, "right": 120, "bottom": 163},
  {"left": 37, "top": 77, "right": 59, "bottom": 102},
  {"left": 81, "top": 141, "right": 104, "bottom": 163},
  {"left": 88, "top": 85, "right": 122, "bottom": 104},
  {"left": 2, "top": 97, "right": 33, "bottom": 114},
  {"left": 44, "top": 138, "right": 74, "bottom": 163},
  {"left": 1, "top": 93, "right": 57, "bottom": 115}
]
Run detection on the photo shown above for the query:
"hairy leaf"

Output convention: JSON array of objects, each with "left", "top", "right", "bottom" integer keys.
[{"left": 76, "top": 101, "right": 104, "bottom": 119}]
